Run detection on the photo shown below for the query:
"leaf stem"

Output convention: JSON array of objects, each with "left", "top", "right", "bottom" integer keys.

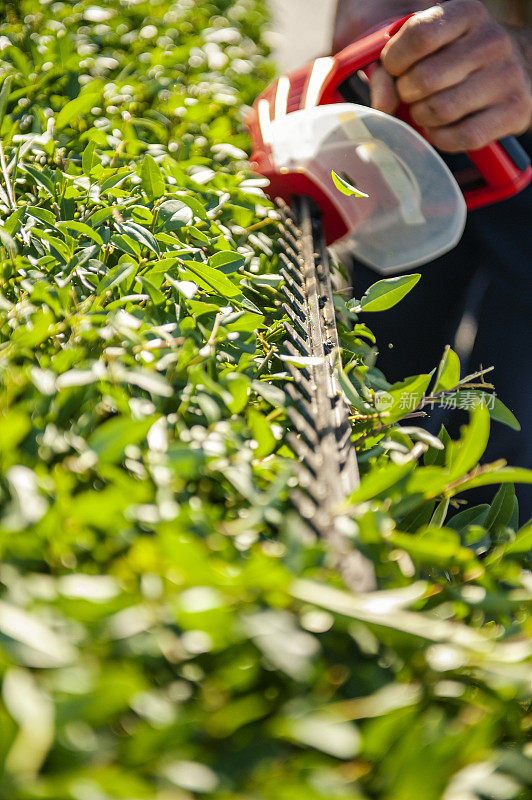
[{"left": 0, "top": 142, "right": 16, "bottom": 211}]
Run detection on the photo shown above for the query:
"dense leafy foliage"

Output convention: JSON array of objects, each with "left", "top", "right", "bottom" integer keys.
[{"left": 0, "top": 1, "right": 531, "bottom": 799}]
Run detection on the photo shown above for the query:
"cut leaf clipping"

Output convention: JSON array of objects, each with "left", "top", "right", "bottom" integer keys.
[{"left": 331, "top": 170, "right": 369, "bottom": 198}]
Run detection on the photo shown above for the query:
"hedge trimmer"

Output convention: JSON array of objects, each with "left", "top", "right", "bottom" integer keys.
[{"left": 246, "top": 15, "right": 531, "bottom": 583}]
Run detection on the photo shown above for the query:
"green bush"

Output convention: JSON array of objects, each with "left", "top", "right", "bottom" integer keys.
[{"left": 0, "top": 1, "right": 531, "bottom": 798}]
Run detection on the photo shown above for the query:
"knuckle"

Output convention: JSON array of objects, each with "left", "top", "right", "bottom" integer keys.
[
  {"left": 427, "top": 95, "right": 456, "bottom": 126},
  {"left": 427, "top": 128, "right": 456, "bottom": 153},
  {"left": 459, "top": 120, "right": 487, "bottom": 151},
  {"left": 396, "top": 75, "right": 417, "bottom": 103},
  {"left": 409, "top": 102, "right": 429, "bottom": 127},
  {"left": 503, "top": 58, "right": 526, "bottom": 87},
  {"left": 481, "top": 22, "right": 513, "bottom": 57},
  {"left": 413, "top": 63, "right": 439, "bottom": 96},
  {"left": 463, "top": 0, "right": 488, "bottom": 18},
  {"left": 380, "top": 51, "right": 401, "bottom": 77},
  {"left": 410, "top": 19, "right": 438, "bottom": 52},
  {"left": 510, "top": 92, "right": 532, "bottom": 123}
]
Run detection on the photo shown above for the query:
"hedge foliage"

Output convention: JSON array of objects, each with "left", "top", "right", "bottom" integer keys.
[{"left": 0, "top": 1, "right": 531, "bottom": 799}]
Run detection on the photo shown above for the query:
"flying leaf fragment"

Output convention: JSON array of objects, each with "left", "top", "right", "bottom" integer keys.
[{"left": 331, "top": 170, "right": 369, "bottom": 198}]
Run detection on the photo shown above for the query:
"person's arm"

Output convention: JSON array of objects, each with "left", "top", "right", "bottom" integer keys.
[{"left": 333, "top": 0, "right": 532, "bottom": 152}]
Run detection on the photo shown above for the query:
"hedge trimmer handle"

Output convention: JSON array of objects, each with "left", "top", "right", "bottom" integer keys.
[
  {"left": 318, "top": 17, "right": 410, "bottom": 103},
  {"left": 318, "top": 16, "right": 532, "bottom": 209}
]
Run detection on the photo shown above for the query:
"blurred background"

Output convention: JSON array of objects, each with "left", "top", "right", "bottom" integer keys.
[{"left": 268, "top": 0, "right": 337, "bottom": 71}]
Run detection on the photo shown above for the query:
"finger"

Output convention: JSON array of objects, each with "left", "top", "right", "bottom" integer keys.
[
  {"left": 409, "top": 58, "right": 526, "bottom": 128},
  {"left": 425, "top": 94, "right": 532, "bottom": 152},
  {"left": 370, "top": 64, "right": 400, "bottom": 115},
  {"left": 381, "top": 0, "right": 488, "bottom": 77},
  {"left": 396, "top": 23, "right": 514, "bottom": 104}
]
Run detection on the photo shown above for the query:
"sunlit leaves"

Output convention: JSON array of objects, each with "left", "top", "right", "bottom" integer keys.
[
  {"left": 0, "top": 75, "right": 13, "bottom": 124},
  {"left": 158, "top": 199, "right": 194, "bottom": 229},
  {"left": 179, "top": 259, "right": 242, "bottom": 298},
  {"left": 447, "top": 405, "right": 491, "bottom": 480},
  {"left": 82, "top": 140, "right": 102, "bottom": 178},
  {"left": 433, "top": 345, "right": 461, "bottom": 393},
  {"left": 55, "top": 86, "right": 103, "bottom": 131},
  {"left": 0, "top": 1, "right": 530, "bottom": 799},
  {"left": 349, "top": 273, "right": 421, "bottom": 313},
  {"left": 141, "top": 154, "right": 165, "bottom": 200},
  {"left": 88, "top": 416, "right": 159, "bottom": 464}
]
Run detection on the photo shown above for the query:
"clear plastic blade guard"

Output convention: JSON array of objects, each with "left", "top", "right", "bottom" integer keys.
[{"left": 270, "top": 103, "right": 467, "bottom": 275}]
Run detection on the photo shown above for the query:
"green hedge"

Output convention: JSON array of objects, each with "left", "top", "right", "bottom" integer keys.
[{"left": 0, "top": 1, "right": 531, "bottom": 798}]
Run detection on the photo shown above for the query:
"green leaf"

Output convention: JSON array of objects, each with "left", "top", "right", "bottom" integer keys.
[
  {"left": 100, "top": 170, "right": 132, "bottom": 193},
  {"left": 276, "top": 712, "right": 360, "bottom": 760},
  {"left": 27, "top": 206, "right": 56, "bottom": 226},
  {"left": 353, "top": 274, "right": 421, "bottom": 313},
  {"left": 187, "top": 226, "right": 210, "bottom": 245},
  {"left": 210, "top": 251, "right": 245, "bottom": 274},
  {"left": 485, "top": 484, "right": 517, "bottom": 534},
  {"left": 331, "top": 169, "right": 369, "bottom": 198},
  {"left": 248, "top": 409, "right": 276, "bottom": 459},
  {"left": 98, "top": 262, "right": 137, "bottom": 293},
  {"left": 30, "top": 229, "right": 70, "bottom": 262},
  {"left": 291, "top": 579, "right": 486, "bottom": 645},
  {"left": 0, "top": 410, "right": 31, "bottom": 453},
  {"left": 430, "top": 499, "right": 449, "bottom": 528},
  {"left": 337, "top": 367, "right": 373, "bottom": 413},
  {"left": 179, "top": 260, "right": 242, "bottom": 298},
  {"left": 141, "top": 154, "right": 165, "bottom": 200},
  {"left": 136, "top": 276, "right": 166, "bottom": 307},
  {"left": 489, "top": 397, "right": 521, "bottom": 432},
  {"left": 110, "top": 233, "right": 141, "bottom": 258},
  {"left": 57, "top": 220, "right": 104, "bottom": 247},
  {"left": 0, "top": 75, "right": 13, "bottom": 124},
  {"left": 55, "top": 89, "right": 102, "bottom": 131},
  {"left": 447, "top": 505, "right": 490, "bottom": 534},
  {"left": 222, "top": 311, "right": 264, "bottom": 332},
  {"left": 0, "top": 226, "right": 17, "bottom": 256},
  {"left": 350, "top": 462, "right": 415, "bottom": 504},
  {"left": 4, "top": 205, "right": 26, "bottom": 235},
  {"left": 399, "top": 501, "right": 436, "bottom": 533},
  {"left": 424, "top": 425, "right": 451, "bottom": 467},
  {"left": 502, "top": 522, "right": 532, "bottom": 555},
  {"left": 124, "top": 370, "right": 173, "bottom": 397},
  {"left": 20, "top": 164, "right": 55, "bottom": 194},
  {"left": 116, "top": 222, "right": 159, "bottom": 255},
  {"left": 391, "top": 526, "right": 471, "bottom": 566},
  {"left": 405, "top": 465, "right": 451, "bottom": 499},
  {"left": 433, "top": 346, "right": 461, "bottom": 393},
  {"left": 445, "top": 391, "right": 521, "bottom": 431},
  {"left": 86, "top": 207, "right": 115, "bottom": 227},
  {"left": 450, "top": 467, "right": 532, "bottom": 496},
  {"left": 224, "top": 373, "right": 250, "bottom": 413},
  {"left": 251, "top": 380, "right": 286, "bottom": 408},
  {"left": 82, "top": 141, "right": 102, "bottom": 178},
  {"left": 158, "top": 199, "right": 194, "bottom": 229},
  {"left": 447, "top": 405, "right": 490, "bottom": 481},
  {"left": 385, "top": 373, "right": 432, "bottom": 423},
  {"left": 88, "top": 416, "right": 157, "bottom": 464}
]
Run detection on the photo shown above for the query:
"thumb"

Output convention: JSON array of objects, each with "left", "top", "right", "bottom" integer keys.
[{"left": 370, "top": 64, "right": 400, "bottom": 115}]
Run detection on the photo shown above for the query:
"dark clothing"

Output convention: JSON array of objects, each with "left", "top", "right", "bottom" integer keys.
[{"left": 350, "top": 133, "right": 532, "bottom": 521}]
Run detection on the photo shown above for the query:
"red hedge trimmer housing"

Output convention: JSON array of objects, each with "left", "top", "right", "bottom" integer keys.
[{"left": 246, "top": 16, "right": 531, "bottom": 273}]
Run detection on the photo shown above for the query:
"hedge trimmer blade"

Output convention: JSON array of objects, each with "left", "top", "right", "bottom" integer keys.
[{"left": 277, "top": 197, "right": 375, "bottom": 591}]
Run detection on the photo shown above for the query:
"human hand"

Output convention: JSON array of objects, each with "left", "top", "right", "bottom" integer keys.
[{"left": 371, "top": 0, "right": 532, "bottom": 152}]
